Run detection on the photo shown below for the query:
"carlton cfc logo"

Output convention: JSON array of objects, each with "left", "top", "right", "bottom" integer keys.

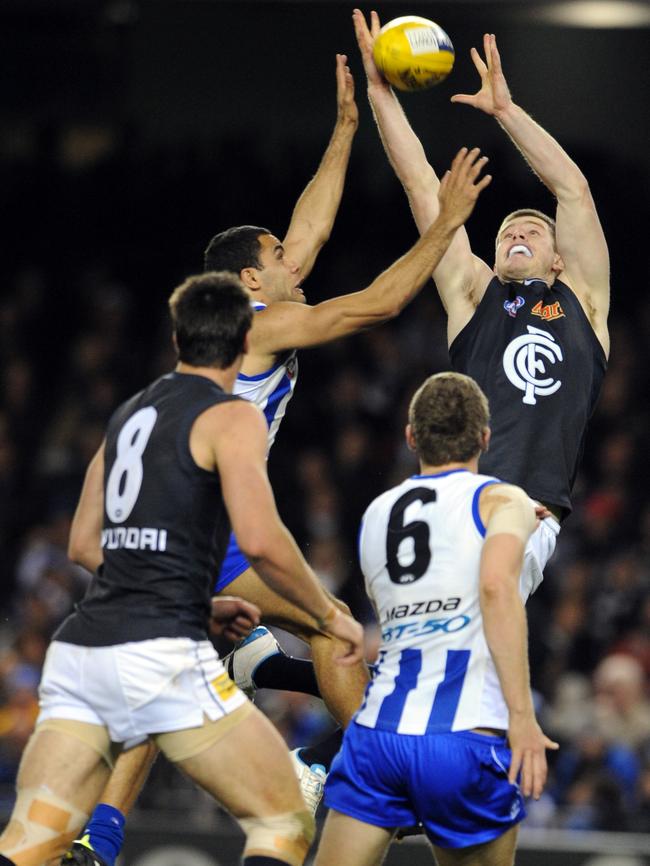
[{"left": 502, "top": 325, "right": 563, "bottom": 405}]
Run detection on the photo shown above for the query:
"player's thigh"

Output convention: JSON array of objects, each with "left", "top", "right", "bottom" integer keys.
[
  {"left": 0, "top": 724, "right": 111, "bottom": 865},
  {"left": 223, "top": 566, "right": 350, "bottom": 640},
  {"left": 432, "top": 825, "right": 518, "bottom": 866},
  {"left": 17, "top": 724, "right": 110, "bottom": 806},
  {"left": 315, "top": 810, "right": 393, "bottom": 866},
  {"left": 173, "top": 704, "right": 304, "bottom": 818}
]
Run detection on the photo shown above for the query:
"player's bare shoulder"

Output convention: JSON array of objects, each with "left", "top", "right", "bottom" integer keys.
[
  {"left": 244, "top": 299, "right": 310, "bottom": 365},
  {"left": 479, "top": 482, "right": 537, "bottom": 540},
  {"left": 190, "top": 398, "right": 267, "bottom": 471}
]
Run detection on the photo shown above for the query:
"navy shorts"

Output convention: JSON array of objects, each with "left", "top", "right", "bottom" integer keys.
[
  {"left": 324, "top": 721, "right": 525, "bottom": 849},
  {"left": 214, "top": 532, "right": 251, "bottom": 592}
]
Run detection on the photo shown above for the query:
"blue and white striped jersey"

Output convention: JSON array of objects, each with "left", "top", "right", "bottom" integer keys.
[
  {"left": 356, "top": 469, "right": 545, "bottom": 735},
  {"left": 234, "top": 303, "right": 298, "bottom": 451}
]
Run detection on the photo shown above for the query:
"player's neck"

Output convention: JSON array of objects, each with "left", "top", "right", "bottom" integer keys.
[
  {"left": 175, "top": 362, "right": 239, "bottom": 394},
  {"left": 418, "top": 457, "right": 479, "bottom": 476},
  {"left": 497, "top": 272, "right": 557, "bottom": 287}
]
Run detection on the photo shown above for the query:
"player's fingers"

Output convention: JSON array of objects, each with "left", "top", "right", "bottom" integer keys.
[
  {"left": 370, "top": 10, "right": 381, "bottom": 38},
  {"left": 470, "top": 46, "right": 488, "bottom": 77},
  {"left": 483, "top": 34, "right": 492, "bottom": 69},
  {"left": 437, "top": 170, "right": 451, "bottom": 196},
  {"left": 532, "top": 751, "right": 548, "bottom": 800},
  {"left": 450, "top": 94, "right": 476, "bottom": 106},
  {"left": 467, "top": 153, "right": 489, "bottom": 178},
  {"left": 458, "top": 147, "right": 483, "bottom": 179},
  {"left": 351, "top": 10, "right": 368, "bottom": 47},
  {"left": 448, "top": 146, "right": 469, "bottom": 173},
  {"left": 521, "top": 750, "right": 534, "bottom": 798},
  {"left": 544, "top": 736, "right": 560, "bottom": 751},
  {"left": 508, "top": 749, "right": 522, "bottom": 786},
  {"left": 490, "top": 34, "right": 503, "bottom": 71},
  {"left": 474, "top": 173, "right": 492, "bottom": 192}
]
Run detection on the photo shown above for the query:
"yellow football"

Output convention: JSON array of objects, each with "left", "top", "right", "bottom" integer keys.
[{"left": 373, "top": 16, "right": 455, "bottom": 92}]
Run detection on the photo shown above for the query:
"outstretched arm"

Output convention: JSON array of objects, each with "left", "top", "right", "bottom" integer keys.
[
  {"left": 352, "top": 9, "right": 493, "bottom": 341},
  {"left": 250, "top": 146, "right": 491, "bottom": 354},
  {"left": 453, "top": 34, "right": 610, "bottom": 352},
  {"left": 282, "top": 53, "right": 358, "bottom": 282}
]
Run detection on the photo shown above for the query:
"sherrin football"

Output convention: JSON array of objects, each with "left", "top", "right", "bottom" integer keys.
[{"left": 373, "top": 16, "right": 455, "bottom": 92}]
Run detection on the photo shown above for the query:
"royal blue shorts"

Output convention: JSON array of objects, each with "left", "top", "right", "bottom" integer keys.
[
  {"left": 324, "top": 721, "right": 526, "bottom": 849},
  {"left": 214, "top": 532, "right": 250, "bottom": 592}
]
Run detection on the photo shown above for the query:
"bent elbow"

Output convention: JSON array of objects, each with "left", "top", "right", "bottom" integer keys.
[
  {"left": 67, "top": 539, "right": 83, "bottom": 564},
  {"left": 479, "top": 574, "right": 511, "bottom": 603},
  {"left": 236, "top": 530, "right": 269, "bottom": 564}
]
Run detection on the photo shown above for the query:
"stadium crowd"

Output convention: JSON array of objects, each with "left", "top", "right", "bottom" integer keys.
[{"left": 0, "top": 127, "right": 649, "bottom": 836}]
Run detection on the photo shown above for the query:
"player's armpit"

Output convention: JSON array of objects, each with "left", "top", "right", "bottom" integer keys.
[{"left": 68, "top": 442, "right": 106, "bottom": 573}]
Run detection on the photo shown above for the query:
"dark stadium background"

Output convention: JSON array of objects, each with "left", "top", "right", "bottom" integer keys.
[{"left": 1, "top": 2, "right": 649, "bottom": 863}]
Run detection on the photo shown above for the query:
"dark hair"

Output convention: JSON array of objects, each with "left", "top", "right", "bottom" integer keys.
[
  {"left": 168, "top": 271, "right": 253, "bottom": 368},
  {"left": 203, "top": 225, "right": 272, "bottom": 274},
  {"left": 408, "top": 372, "right": 489, "bottom": 465}
]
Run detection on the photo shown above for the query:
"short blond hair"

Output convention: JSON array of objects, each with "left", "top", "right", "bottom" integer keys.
[
  {"left": 408, "top": 373, "right": 489, "bottom": 466},
  {"left": 496, "top": 209, "right": 556, "bottom": 249}
]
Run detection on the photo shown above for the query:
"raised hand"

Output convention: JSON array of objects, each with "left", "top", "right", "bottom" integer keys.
[
  {"left": 335, "top": 52, "right": 359, "bottom": 127},
  {"left": 352, "top": 8, "right": 390, "bottom": 92},
  {"left": 451, "top": 33, "right": 513, "bottom": 117},
  {"left": 437, "top": 146, "right": 492, "bottom": 229}
]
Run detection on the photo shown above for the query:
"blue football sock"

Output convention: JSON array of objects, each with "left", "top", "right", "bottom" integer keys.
[{"left": 79, "top": 803, "right": 125, "bottom": 866}]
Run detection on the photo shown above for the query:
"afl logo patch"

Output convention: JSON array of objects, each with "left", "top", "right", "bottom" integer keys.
[
  {"left": 503, "top": 295, "right": 525, "bottom": 318},
  {"left": 502, "top": 325, "right": 563, "bottom": 405}
]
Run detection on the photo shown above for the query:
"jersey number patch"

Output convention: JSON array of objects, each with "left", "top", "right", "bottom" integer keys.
[
  {"left": 386, "top": 487, "right": 437, "bottom": 585},
  {"left": 106, "top": 407, "right": 158, "bottom": 523}
]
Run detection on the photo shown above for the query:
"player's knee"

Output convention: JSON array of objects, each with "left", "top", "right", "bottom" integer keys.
[
  {"left": 0, "top": 787, "right": 88, "bottom": 866},
  {"left": 239, "top": 810, "right": 315, "bottom": 866}
]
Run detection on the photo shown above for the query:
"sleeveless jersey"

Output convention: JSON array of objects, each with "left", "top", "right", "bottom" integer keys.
[
  {"left": 356, "top": 469, "right": 539, "bottom": 735},
  {"left": 55, "top": 372, "right": 238, "bottom": 646},
  {"left": 234, "top": 302, "right": 298, "bottom": 451},
  {"left": 450, "top": 277, "right": 607, "bottom": 513}
]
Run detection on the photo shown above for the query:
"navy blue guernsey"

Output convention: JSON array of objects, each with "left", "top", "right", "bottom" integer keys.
[
  {"left": 55, "top": 372, "right": 238, "bottom": 646},
  {"left": 450, "top": 277, "right": 607, "bottom": 515}
]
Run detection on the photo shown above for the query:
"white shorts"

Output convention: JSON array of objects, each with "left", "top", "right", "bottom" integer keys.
[
  {"left": 37, "top": 638, "right": 248, "bottom": 747},
  {"left": 522, "top": 515, "right": 560, "bottom": 598}
]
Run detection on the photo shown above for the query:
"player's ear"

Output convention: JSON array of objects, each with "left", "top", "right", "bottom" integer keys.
[
  {"left": 239, "top": 266, "right": 261, "bottom": 291},
  {"left": 551, "top": 252, "right": 565, "bottom": 275},
  {"left": 405, "top": 424, "right": 417, "bottom": 452},
  {"left": 480, "top": 426, "right": 491, "bottom": 453}
]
